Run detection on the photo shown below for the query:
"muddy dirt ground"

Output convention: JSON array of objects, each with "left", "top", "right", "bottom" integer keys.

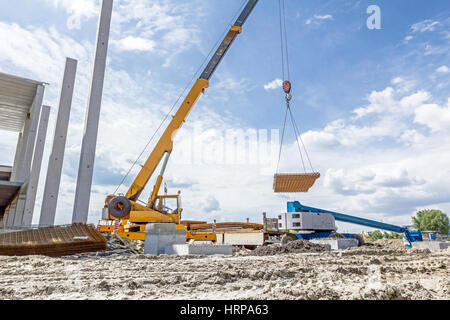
[{"left": 0, "top": 240, "right": 448, "bottom": 300}]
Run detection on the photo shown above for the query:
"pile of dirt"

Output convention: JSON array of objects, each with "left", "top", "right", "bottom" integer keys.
[
  {"left": 250, "top": 240, "right": 330, "bottom": 256},
  {"left": 372, "top": 239, "right": 405, "bottom": 248}
]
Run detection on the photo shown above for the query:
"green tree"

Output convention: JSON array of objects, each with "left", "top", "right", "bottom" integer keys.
[
  {"left": 413, "top": 209, "right": 450, "bottom": 235},
  {"left": 370, "top": 230, "right": 383, "bottom": 240},
  {"left": 383, "top": 231, "right": 392, "bottom": 239},
  {"left": 391, "top": 232, "right": 402, "bottom": 239}
]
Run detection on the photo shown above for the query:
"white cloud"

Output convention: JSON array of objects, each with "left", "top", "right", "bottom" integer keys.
[
  {"left": 215, "top": 75, "right": 251, "bottom": 96},
  {"left": 398, "top": 129, "right": 425, "bottom": 146},
  {"left": 314, "top": 14, "right": 333, "bottom": 20},
  {"left": 411, "top": 20, "right": 440, "bottom": 33},
  {"left": 111, "top": 36, "right": 156, "bottom": 52},
  {"left": 0, "top": 22, "right": 91, "bottom": 84},
  {"left": 263, "top": 78, "right": 283, "bottom": 91},
  {"left": 201, "top": 195, "right": 221, "bottom": 213},
  {"left": 353, "top": 87, "right": 396, "bottom": 118},
  {"left": 353, "top": 87, "right": 429, "bottom": 119},
  {"left": 306, "top": 14, "right": 333, "bottom": 25},
  {"left": 436, "top": 65, "right": 450, "bottom": 74},
  {"left": 414, "top": 98, "right": 450, "bottom": 132},
  {"left": 390, "top": 77, "right": 416, "bottom": 93},
  {"left": 110, "top": 0, "right": 204, "bottom": 67},
  {"left": 43, "top": 0, "right": 204, "bottom": 66},
  {"left": 46, "top": 0, "right": 100, "bottom": 29}
]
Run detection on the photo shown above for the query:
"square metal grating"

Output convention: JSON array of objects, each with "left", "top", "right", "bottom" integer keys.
[
  {"left": 0, "top": 224, "right": 107, "bottom": 257},
  {"left": 273, "top": 173, "right": 321, "bottom": 193}
]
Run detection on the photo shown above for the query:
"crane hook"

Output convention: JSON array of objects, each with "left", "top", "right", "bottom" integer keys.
[{"left": 283, "top": 80, "right": 292, "bottom": 102}]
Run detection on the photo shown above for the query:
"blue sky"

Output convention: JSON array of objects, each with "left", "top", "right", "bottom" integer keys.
[{"left": 0, "top": 0, "right": 449, "bottom": 232}]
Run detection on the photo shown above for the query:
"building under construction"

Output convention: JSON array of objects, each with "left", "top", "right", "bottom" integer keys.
[{"left": 0, "top": 72, "right": 48, "bottom": 229}]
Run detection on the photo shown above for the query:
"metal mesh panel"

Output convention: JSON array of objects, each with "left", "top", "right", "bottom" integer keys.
[
  {"left": 0, "top": 224, "right": 107, "bottom": 257},
  {"left": 273, "top": 173, "right": 320, "bottom": 193}
]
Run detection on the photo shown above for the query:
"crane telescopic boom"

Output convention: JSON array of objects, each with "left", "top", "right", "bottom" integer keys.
[{"left": 124, "top": 0, "right": 259, "bottom": 204}]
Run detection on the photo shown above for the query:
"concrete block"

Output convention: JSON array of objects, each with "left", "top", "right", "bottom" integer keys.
[
  {"left": 171, "top": 244, "right": 233, "bottom": 256},
  {"left": 144, "top": 223, "right": 186, "bottom": 255},
  {"left": 412, "top": 241, "right": 450, "bottom": 250},
  {"left": 216, "top": 231, "right": 264, "bottom": 246},
  {"left": 310, "top": 238, "right": 359, "bottom": 250}
]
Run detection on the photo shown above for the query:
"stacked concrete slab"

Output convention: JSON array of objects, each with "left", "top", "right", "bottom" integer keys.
[
  {"left": 412, "top": 241, "right": 450, "bottom": 250},
  {"left": 172, "top": 243, "right": 233, "bottom": 256},
  {"left": 144, "top": 223, "right": 186, "bottom": 255},
  {"left": 144, "top": 223, "right": 233, "bottom": 256},
  {"left": 215, "top": 231, "right": 264, "bottom": 246},
  {"left": 310, "top": 238, "right": 359, "bottom": 250}
]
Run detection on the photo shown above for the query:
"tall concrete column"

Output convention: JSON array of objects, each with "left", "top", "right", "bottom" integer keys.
[
  {"left": 4, "top": 200, "right": 17, "bottom": 228},
  {"left": 12, "top": 84, "right": 45, "bottom": 182},
  {"left": 7, "top": 85, "right": 45, "bottom": 227},
  {"left": 11, "top": 132, "right": 24, "bottom": 180},
  {"left": 40, "top": 58, "right": 77, "bottom": 227},
  {"left": 72, "top": 0, "right": 113, "bottom": 224},
  {"left": 21, "top": 105, "right": 51, "bottom": 227},
  {"left": 9, "top": 195, "right": 23, "bottom": 228}
]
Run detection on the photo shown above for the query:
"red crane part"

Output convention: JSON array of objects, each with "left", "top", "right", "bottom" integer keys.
[{"left": 283, "top": 80, "right": 291, "bottom": 94}]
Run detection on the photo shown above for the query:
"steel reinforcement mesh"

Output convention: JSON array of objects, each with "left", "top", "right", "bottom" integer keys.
[
  {"left": 273, "top": 173, "right": 321, "bottom": 193},
  {"left": 0, "top": 224, "right": 107, "bottom": 257}
]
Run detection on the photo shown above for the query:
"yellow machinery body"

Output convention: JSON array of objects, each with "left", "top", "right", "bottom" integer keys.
[
  {"left": 99, "top": 193, "right": 217, "bottom": 242},
  {"left": 98, "top": 221, "right": 217, "bottom": 242}
]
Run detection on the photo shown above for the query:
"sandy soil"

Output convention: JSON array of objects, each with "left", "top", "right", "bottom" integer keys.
[{"left": 0, "top": 241, "right": 448, "bottom": 300}]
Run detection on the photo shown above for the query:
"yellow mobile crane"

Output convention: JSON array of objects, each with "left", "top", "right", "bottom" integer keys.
[{"left": 100, "top": 0, "right": 259, "bottom": 241}]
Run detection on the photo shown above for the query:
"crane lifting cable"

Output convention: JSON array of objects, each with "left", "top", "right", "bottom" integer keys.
[{"left": 273, "top": 0, "right": 320, "bottom": 193}]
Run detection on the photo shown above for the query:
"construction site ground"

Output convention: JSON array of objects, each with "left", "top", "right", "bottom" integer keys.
[{"left": 0, "top": 239, "right": 448, "bottom": 300}]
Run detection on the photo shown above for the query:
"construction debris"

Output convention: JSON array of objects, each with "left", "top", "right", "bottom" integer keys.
[
  {"left": 273, "top": 173, "right": 321, "bottom": 193},
  {"left": 0, "top": 224, "right": 107, "bottom": 257},
  {"left": 250, "top": 240, "right": 330, "bottom": 256},
  {"left": 107, "top": 234, "right": 140, "bottom": 254}
]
